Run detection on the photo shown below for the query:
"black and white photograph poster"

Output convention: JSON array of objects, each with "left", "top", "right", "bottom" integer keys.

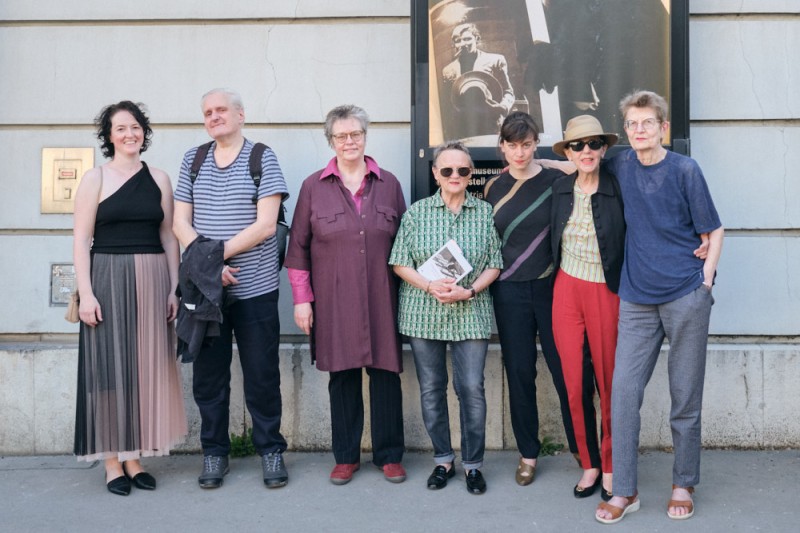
[{"left": 428, "top": 0, "right": 671, "bottom": 147}]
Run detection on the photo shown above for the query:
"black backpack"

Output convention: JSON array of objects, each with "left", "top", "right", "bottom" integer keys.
[{"left": 189, "top": 141, "right": 289, "bottom": 268}]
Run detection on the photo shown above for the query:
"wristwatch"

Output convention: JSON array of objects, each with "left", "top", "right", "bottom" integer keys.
[{"left": 468, "top": 286, "right": 476, "bottom": 300}]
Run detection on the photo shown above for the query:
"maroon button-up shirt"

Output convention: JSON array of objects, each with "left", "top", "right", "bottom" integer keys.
[{"left": 285, "top": 156, "right": 407, "bottom": 373}]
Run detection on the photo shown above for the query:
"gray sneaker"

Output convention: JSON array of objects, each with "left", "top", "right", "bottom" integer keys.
[
  {"left": 262, "top": 452, "right": 288, "bottom": 488},
  {"left": 198, "top": 455, "right": 229, "bottom": 489}
]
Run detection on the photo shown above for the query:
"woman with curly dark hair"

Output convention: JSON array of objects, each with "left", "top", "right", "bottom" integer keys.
[{"left": 73, "top": 101, "right": 186, "bottom": 495}]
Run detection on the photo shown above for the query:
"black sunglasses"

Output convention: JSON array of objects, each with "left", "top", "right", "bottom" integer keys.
[
  {"left": 438, "top": 166, "right": 471, "bottom": 178},
  {"left": 567, "top": 139, "right": 606, "bottom": 151}
]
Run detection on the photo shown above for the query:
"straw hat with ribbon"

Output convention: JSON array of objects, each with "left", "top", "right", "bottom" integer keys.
[{"left": 552, "top": 115, "right": 619, "bottom": 157}]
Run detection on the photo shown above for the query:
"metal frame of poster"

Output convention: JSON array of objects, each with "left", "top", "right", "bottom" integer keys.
[{"left": 411, "top": 0, "right": 690, "bottom": 200}]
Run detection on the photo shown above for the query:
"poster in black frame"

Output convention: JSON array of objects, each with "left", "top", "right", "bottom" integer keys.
[{"left": 411, "top": 0, "right": 690, "bottom": 201}]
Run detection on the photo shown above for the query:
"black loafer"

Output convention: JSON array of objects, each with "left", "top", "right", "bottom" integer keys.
[
  {"left": 426, "top": 464, "right": 455, "bottom": 490},
  {"left": 465, "top": 469, "right": 486, "bottom": 494},
  {"left": 601, "top": 486, "right": 613, "bottom": 502},
  {"left": 107, "top": 475, "right": 132, "bottom": 496},
  {"left": 574, "top": 475, "right": 601, "bottom": 498},
  {"left": 128, "top": 471, "right": 157, "bottom": 491}
]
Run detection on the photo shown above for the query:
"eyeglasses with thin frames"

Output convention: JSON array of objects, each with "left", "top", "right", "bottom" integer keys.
[
  {"left": 331, "top": 130, "right": 365, "bottom": 144},
  {"left": 437, "top": 166, "right": 472, "bottom": 178},
  {"left": 566, "top": 139, "right": 606, "bottom": 152},
  {"left": 623, "top": 118, "right": 660, "bottom": 131}
]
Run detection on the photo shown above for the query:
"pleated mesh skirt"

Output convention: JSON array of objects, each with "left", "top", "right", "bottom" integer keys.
[{"left": 74, "top": 253, "right": 187, "bottom": 461}]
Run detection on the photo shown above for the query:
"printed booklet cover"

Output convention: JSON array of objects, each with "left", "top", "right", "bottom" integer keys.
[{"left": 417, "top": 239, "right": 473, "bottom": 282}]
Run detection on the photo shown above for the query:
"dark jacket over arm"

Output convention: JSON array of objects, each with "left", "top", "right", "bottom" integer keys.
[{"left": 176, "top": 235, "right": 225, "bottom": 363}]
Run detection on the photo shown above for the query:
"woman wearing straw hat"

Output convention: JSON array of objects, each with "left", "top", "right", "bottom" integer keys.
[
  {"left": 484, "top": 111, "right": 597, "bottom": 487},
  {"left": 550, "top": 115, "right": 625, "bottom": 502}
]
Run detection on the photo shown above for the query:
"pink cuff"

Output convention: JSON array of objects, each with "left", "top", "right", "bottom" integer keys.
[{"left": 287, "top": 268, "right": 315, "bottom": 304}]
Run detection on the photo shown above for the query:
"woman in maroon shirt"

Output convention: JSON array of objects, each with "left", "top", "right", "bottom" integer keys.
[{"left": 285, "top": 105, "right": 407, "bottom": 485}]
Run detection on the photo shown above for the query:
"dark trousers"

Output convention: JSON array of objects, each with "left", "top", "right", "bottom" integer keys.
[
  {"left": 491, "top": 278, "right": 598, "bottom": 462},
  {"left": 329, "top": 367, "right": 404, "bottom": 466},
  {"left": 193, "top": 291, "right": 286, "bottom": 456}
]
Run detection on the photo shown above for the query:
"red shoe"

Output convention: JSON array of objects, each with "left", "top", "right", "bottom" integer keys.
[
  {"left": 381, "top": 462, "right": 407, "bottom": 483},
  {"left": 330, "top": 463, "right": 360, "bottom": 485}
]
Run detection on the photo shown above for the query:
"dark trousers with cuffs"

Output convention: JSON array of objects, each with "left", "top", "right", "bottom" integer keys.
[
  {"left": 329, "top": 367, "right": 404, "bottom": 466},
  {"left": 492, "top": 277, "right": 598, "bottom": 463}
]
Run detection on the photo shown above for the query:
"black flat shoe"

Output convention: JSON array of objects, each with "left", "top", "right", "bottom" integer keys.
[
  {"left": 465, "top": 469, "right": 486, "bottom": 495},
  {"left": 574, "top": 475, "right": 602, "bottom": 498},
  {"left": 127, "top": 471, "right": 156, "bottom": 490},
  {"left": 427, "top": 464, "right": 455, "bottom": 490},
  {"left": 107, "top": 475, "right": 132, "bottom": 496},
  {"left": 601, "top": 486, "right": 613, "bottom": 502},
  {"left": 123, "top": 463, "right": 157, "bottom": 490}
]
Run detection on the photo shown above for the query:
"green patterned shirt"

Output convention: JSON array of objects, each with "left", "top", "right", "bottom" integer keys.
[{"left": 389, "top": 191, "right": 503, "bottom": 341}]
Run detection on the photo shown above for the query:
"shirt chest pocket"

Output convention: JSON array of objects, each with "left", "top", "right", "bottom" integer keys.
[
  {"left": 375, "top": 205, "right": 399, "bottom": 234},
  {"left": 315, "top": 206, "right": 348, "bottom": 236}
]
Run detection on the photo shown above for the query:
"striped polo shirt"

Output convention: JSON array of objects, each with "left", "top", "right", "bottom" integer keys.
[{"left": 175, "top": 139, "right": 289, "bottom": 299}]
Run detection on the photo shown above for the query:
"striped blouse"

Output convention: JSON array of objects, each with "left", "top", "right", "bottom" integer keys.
[{"left": 559, "top": 182, "right": 605, "bottom": 283}]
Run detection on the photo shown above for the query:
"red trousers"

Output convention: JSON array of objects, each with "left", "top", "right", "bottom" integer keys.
[{"left": 552, "top": 270, "right": 619, "bottom": 472}]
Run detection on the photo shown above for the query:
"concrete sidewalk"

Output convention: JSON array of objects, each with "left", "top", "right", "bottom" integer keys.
[{"left": 1, "top": 450, "right": 797, "bottom": 532}]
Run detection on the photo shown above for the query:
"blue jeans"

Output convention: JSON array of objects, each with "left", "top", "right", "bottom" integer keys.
[
  {"left": 409, "top": 337, "right": 488, "bottom": 470},
  {"left": 193, "top": 291, "right": 287, "bottom": 456}
]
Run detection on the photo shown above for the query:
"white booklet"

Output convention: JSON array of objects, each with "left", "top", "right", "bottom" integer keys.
[{"left": 417, "top": 239, "right": 473, "bottom": 282}]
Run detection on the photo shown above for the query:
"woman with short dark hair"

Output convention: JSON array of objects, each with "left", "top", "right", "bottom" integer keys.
[
  {"left": 73, "top": 101, "right": 186, "bottom": 495},
  {"left": 484, "top": 111, "right": 593, "bottom": 487}
]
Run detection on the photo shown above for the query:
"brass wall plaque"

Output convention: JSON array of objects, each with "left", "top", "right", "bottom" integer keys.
[
  {"left": 41, "top": 148, "right": 94, "bottom": 214},
  {"left": 51, "top": 263, "right": 76, "bottom": 306}
]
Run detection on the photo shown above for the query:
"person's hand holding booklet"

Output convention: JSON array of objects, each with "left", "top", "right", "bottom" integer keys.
[{"left": 417, "top": 239, "right": 473, "bottom": 282}]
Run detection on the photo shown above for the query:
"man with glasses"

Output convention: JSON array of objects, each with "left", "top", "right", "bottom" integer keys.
[
  {"left": 594, "top": 91, "right": 723, "bottom": 524},
  {"left": 173, "top": 88, "right": 290, "bottom": 490}
]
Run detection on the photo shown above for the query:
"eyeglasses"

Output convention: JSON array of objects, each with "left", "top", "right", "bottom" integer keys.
[
  {"left": 331, "top": 130, "right": 365, "bottom": 144},
  {"left": 566, "top": 139, "right": 605, "bottom": 152},
  {"left": 438, "top": 166, "right": 472, "bottom": 178},
  {"left": 623, "top": 118, "right": 660, "bottom": 131}
]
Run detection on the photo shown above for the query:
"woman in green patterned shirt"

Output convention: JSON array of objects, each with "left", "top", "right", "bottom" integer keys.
[{"left": 389, "top": 140, "right": 503, "bottom": 495}]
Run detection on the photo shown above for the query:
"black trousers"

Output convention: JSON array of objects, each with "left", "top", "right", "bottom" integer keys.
[
  {"left": 328, "top": 367, "right": 404, "bottom": 466},
  {"left": 193, "top": 291, "right": 287, "bottom": 456},
  {"left": 492, "top": 278, "right": 600, "bottom": 466}
]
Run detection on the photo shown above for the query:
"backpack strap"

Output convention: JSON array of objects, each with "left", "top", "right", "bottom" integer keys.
[
  {"left": 248, "top": 143, "right": 285, "bottom": 226},
  {"left": 189, "top": 141, "right": 214, "bottom": 184},
  {"left": 248, "top": 142, "right": 268, "bottom": 205}
]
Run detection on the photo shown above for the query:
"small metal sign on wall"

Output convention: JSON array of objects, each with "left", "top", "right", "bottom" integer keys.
[
  {"left": 41, "top": 147, "right": 94, "bottom": 214},
  {"left": 51, "top": 263, "right": 76, "bottom": 306}
]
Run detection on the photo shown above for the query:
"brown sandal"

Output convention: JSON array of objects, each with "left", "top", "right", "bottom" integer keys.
[
  {"left": 595, "top": 494, "right": 640, "bottom": 525},
  {"left": 667, "top": 485, "right": 695, "bottom": 520},
  {"left": 515, "top": 458, "right": 536, "bottom": 486}
]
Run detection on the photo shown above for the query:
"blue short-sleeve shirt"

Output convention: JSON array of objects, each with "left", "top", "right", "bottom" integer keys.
[{"left": 606, "top": 149, "right": 721, "bottom": 304}]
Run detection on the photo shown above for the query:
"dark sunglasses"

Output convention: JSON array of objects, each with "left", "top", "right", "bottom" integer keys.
[
  {"left": 438, "top": 166, "right": 471, "bottom": 178},
  {"left": 567, "top": 139, "right": 606, "bottom": 151}
]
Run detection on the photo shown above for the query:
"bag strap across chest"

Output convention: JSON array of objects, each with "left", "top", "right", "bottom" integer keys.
[{"left": 189, "top": 141, "right": 285, "bottom": 223}]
